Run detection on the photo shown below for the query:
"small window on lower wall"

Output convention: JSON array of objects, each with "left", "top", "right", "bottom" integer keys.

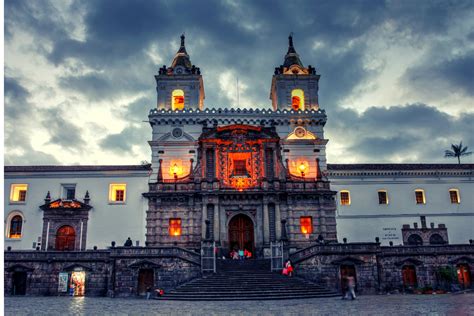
[
  {"left": 300, "top": 216, "right": 313, "bottom": 234},
  {"left": 109, "top": 184, "right": 126, "bottom": 203},
  {"left": 449, "top": 189, "right": 460, "bottom": 204},
  {"left": 340, "top": 191, "right": 350, "bottom": 205},
  {"left": 378, "top": 190, "right": 388, "bottom": 205},
  {"left": 415, "top": 189, "right": 425, "bottom": 204},
  {"left": 169, "top": 218, "right": 182, "bottom": 236}
]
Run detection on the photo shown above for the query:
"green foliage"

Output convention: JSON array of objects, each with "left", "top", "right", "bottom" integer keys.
[
  {"left": 437, "top": 266, "right": 456, "bottom": 282},
  {"left": 444, "top": 141, "right": 472, "bottom": 164}
]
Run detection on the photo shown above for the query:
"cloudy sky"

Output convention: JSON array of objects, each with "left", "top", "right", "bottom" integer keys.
[{"left": 4, "top": 0, "right": 474, "bottom": 166}]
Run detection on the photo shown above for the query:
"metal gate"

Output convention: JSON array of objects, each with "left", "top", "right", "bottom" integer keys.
[
  {"left": 270, "top": 241, "right": 284, "bottom": 272},
  {"left": 201, "top": 241, "right": 216, "bottom": 273}
]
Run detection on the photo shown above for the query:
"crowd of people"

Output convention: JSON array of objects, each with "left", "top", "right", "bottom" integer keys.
[{"left": 229, "top": 248, "right": 253, "bottom": 260}]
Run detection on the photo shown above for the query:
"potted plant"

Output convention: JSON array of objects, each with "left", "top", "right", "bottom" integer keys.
[{"left": 436, "top": 266, "right": 456, "bottom": 291}]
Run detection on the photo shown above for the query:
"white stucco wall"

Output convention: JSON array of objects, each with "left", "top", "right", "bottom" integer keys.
[
  {"left": 4, "top": 169, "right": 149, "bottom": 250},
  {"left": 329, "top": 173, "right": 474, "bottom": 245}
]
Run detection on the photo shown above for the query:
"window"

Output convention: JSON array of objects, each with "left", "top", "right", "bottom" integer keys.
[
  {"left": 10, "top": 184, "right": 28, "bottom": 202},
  {"left": 300, "top": 216, "right": 313, "bottom": 234},
  {"left": 340, "top": 190, "right": 351, "bottom": 205},
  {"left": 109, "top": 184, "right": 126, "bottom": 203},
  {"left": 56, "top": 225, "right": 76, "bottom": 251},
  {"left": 407, "top": 234, "right": 423, "bottom": 245},
  {"left": 378, "top": 190, "right": 388, "bottom": 205},
  {"left": 233, "top": 160, "right": 248, "bottom": 176},
  {"left": 62, "top": 184, "right": 76, "bottom": 200},
  {"left": 169, "top": 218, "right": 182, "bottom": 236},
  {"left": 415, "top": 189, "right": 425, "bottom": 204},
  {"left": 449, "top": 189, "right": 460, "bottom": 204},
  {"left": 291, "top": 89, "right": 305, "bottom": 111},
  {"left": 171, "top": 89, "right": 185, "bottom": 111},
  {"left": 9, "top": 215, "right": 23, "bottom": 239}
]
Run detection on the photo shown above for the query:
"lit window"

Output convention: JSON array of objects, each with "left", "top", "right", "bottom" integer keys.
[
  {"left": 415, "top": 189, "right": 425, "bottom": 204},
  {"left": 10, "top": 184, "right": 28, "bottom": 202},
  {"left": 340, "top": 191, "right": 351, "bottom": 205},
  {"left": 291, "top": 89, "right": 305, "bottom": 111},
  {"left": 8, "top": 215, "right": 23, "bottom": 239},
  {"left": 378, "top": 190, "right": 388, "bottom": 205},
  {"left": 172, "top": 89, "right": 185, "bottom": 111},
  {"left": 233, "top": 160, "right": 248, "bottom": 177},
  {"left": 300, "top": 216, "right": 313, "bottom": 234},
  {"left": 169, "top": 218, "right": 182, "bottom": 236},
  {"left": 449, "top": 189, "right": 460, "bottom": 204},
  {"left": 109, "top": 184, "right": 126, "bottom": 202}
]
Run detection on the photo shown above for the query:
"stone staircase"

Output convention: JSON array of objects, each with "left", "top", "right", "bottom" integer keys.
[{"left": 160, "top": 259, "right": 339, "bottom": 301}]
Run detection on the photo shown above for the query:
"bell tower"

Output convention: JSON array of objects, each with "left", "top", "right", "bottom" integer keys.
[
  {"left": 270, "top": 34, "right": 320, "bottom": 111},
  {"left": 155, "top": 34, "right": 205, "bottom": 111}
]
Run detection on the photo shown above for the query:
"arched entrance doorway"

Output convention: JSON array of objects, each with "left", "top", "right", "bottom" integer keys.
[
  {"left": 340, "top": 265, "right": 357, "bottom": 294},
  {"left": 12, "top": 271, "right": 27, "bottom": 295},
  {"left": 228, "top": 214, "right": 254, "bottom": 254},
  {"left": 56, "top": 225, "right": 76, "bottom": 251},
  {"left": 138, "top": 269, "right": 154, "bottom": 296},
  {"left": 457, "top": 264, "right": 471, "bottom": 289}
]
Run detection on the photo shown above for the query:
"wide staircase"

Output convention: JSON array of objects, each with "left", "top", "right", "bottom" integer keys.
[{"left": 160, "top": 259, "right": 339, "bottom": 300}]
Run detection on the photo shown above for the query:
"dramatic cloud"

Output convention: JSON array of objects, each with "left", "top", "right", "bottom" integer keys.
[{"left": 4, "top": 0, "right": 474, "bottom": 165}]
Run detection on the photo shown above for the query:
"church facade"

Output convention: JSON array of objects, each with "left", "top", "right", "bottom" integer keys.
[{"left": 4, "top": 35, "right": 473, "bottom": 297}]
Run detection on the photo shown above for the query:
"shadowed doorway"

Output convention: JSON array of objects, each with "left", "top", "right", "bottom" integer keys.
[{"left": 228, "top": 214, "right": 254, "bottom": 254}]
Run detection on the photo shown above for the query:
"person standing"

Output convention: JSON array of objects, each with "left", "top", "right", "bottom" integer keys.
[{"left": 146, "top": 286, "right": 152, "bottom": 300}]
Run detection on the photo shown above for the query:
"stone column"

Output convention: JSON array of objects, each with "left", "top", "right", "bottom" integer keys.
[
  {"left": 201, "top": 196, "right": 208, "bottom": 240},
  {"left": 275, "top": 204, "right": 282, "bottom": 240},
  {"left": 263, "top": 200, "right": 269, "bottom": 244},
  {"left": 214, "top": 201, "right": 220, "bottom": 242}
]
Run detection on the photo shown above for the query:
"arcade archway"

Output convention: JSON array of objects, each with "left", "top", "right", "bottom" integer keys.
[{"left": 228, "top": 214, "right": 254, "bottom": 254}]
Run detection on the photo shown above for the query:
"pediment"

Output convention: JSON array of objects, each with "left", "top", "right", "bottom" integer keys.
[
  {"left": 331, "top": 256, "right": 365, "bottom": 265},
  {"left": 449, "top": 256, "right": 474, "bottom": 264},
  {"left": 40, "top": 199, "right": 92, "bottom": 211},
  {"left": 128, "top": 259, "right": 161, "bottom": 269},
  {"left": 63, "top": 263, "right": 92, "bottom": 271},
  {"left": 6, "top": 264, "right": 34, "bottom": 272},
  {"left": 157, "top": 131, "right": 194, "bottom": 142},
  {"left": 394, "top": 258, "right": 424, "bottom": 267}
]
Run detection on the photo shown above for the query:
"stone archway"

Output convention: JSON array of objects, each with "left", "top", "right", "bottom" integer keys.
[{"left": 228, "top": 214, "right": 254, "bottom": 254}]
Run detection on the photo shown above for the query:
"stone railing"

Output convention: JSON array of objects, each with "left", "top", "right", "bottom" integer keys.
[
  {"left": 4, "top": 249, "right": 111, "bottom": 262},
  {"left": 110, "top": 247, "right": 201, "bottom": 266},
  {"left": 380, "top": 244, "right": 474, "bottom": 256},
  {"left": 289, "top": 243, "right": 381, "bottom": 264}
]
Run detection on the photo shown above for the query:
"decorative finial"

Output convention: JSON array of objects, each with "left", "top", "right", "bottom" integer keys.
[
  {"left": 45, "top": 191, "right": 51, "bottom": 203},
  {"left": 289, "top": 32, "right": 294, "bottom": 47},
  {"left": 180, "top": 33, "right": 185, "bottom": 47},
  {"left": 84, "top": 190, "right": 90, "bottom": 205}
]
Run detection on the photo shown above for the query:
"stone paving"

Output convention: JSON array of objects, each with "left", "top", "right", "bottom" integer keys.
[{"left": 4, "top": 293, "right": 474, "bottom": 316}]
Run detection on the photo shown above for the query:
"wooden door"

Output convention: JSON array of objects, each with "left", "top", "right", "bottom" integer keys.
[
  {"left": 228, "top": 214, "right": 254, "bottom": 253},
  {"left": 138, "top": 269, "right": 154, "bottom": 295},
  {"left": 402, "top": 265, "right": 417, "bottom": 288},
  {"left": 457, "top": 264, "right": 471, "bottom": 289},
  {"left": 56, "top": 225, "right": 76, "bottom": 251}
]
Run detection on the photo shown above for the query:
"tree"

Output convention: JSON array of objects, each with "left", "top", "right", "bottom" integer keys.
[{"left": 444, "top": 142, "right": 472, "bottom": 164}]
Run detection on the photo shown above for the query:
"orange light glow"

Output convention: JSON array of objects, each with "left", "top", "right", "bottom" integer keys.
[
  {"left": 172, "top": 89, "right": 185, "bottom": 110},
  {"left": 169, "top": 218, "right": 182, "bottom": 236},
  {"left": 291, "top": 89, "right": 305, "bottom": 111},
  {"left": 169, "top": 160, "right": 184, "bottom": 178},
  {"left": 298, "top": 162, "right": 307, "bottom": 175},
  {"left": 50, "top": 200, "right": 82, "bottom": 208},
  {"left": 300, "top": 216, "right": 313, "bottom": 234}
]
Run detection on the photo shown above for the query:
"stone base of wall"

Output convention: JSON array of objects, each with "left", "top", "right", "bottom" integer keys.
[{"left": 4, "top": 247, "right": 201, "bottom": 297}]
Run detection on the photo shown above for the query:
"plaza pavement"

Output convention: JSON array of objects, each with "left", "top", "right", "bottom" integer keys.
[{"left": 4, "top": 292, "right": 474, "bottom": 316}]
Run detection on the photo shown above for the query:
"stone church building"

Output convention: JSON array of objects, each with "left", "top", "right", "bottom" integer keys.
[{"left": 4, "top": 35, "right": 473, "bottom": 298}]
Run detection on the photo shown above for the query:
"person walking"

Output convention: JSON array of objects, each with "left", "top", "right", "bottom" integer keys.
[
  {"left": 146, "top": 286, "right": 152, "bottom": 300},
  {"left": 284, "top": 260, "right": 294, "bottom": 277},
  {"left": 343, "top": 275, "right": 356, "bottom": 300}
]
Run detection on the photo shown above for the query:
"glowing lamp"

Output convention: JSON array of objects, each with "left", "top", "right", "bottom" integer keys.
[{"left": 298, "top": 162, "right": 307, "bottom": 177}]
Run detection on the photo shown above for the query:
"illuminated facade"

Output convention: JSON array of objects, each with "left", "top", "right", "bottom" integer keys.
[{"left": 145, "top": 34, "right": 336, "bottom": 255}]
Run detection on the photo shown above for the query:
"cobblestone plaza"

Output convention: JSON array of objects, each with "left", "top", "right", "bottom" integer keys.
[{"left": 4, "top": 293, "right": 474, "bottom": 315}]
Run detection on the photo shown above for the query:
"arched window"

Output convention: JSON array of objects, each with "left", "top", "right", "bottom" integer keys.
[
  {"left": 9, "top": 215, "right": 23, "bottom": 239},
  {"left": 291, "top": 89, "right": 305, "bottom": 111},
  {"left": 429, "top": 233, "right": 445, "bottom": 245},
  {"left": 56, "top": 225, "right": 76, "bottom": 251},
  {"left": 172, "top": 89, "right": 185, "bottom": 110},
  {"left": 407, "top": 234, "right": 423, "bottom": 246}
]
